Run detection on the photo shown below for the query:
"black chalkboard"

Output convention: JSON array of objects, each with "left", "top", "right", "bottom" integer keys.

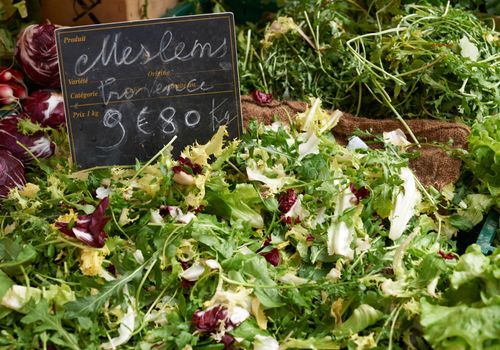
[{"left": 56, "top": 13, "right": 242, "bottom": 169}]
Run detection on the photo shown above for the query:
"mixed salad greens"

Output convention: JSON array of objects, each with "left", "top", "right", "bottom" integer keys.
[
  {"left": 0, "top": 1, "right": 498, "bottom": 349},
  {"left": 234, "top": 0, "right": 499, "bottom": 221},
  {"left": 237, "top": 0, "right": 499, "bottom": 124},
  {"left": 0, "top": 101, "right": 498, "bottom": 349}
]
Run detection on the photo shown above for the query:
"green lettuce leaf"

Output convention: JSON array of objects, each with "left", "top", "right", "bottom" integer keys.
[
  {"left": 420, "top": 299, "right": 500, "bottom": 350},
  {"left": 449, "top": 244, "right": 499, "bottom": 304},
  {"left": 450, "top": 195, "right": 493, "bottom": 231},
  {"left": 333, "top": 304, "right": 383, "bottom": 337},
  {"left": 466, "top": 115, "right": 500, "bottom": 206},
  {"left": 206, "top": 180, "right": 264, "bottom": 228}
]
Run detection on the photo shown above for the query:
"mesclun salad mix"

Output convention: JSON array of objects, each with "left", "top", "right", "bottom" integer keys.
[
  {"left": 237, "top": 0, "right": 499, "bottom": 124},
  {"left": 0, "top": 101, "right": 498, "bottom": 349},
  {"left": 0, "top": 1, "right": 499, "bottom": 349}
]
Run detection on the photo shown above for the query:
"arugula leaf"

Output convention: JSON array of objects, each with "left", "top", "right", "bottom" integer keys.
[
  {"left": 21, "top": 300, "right": 80, "bottom": 350},
  {"left": 371, "top": 184, "right": 393, "bottom": 219},
  {"left": 64, "top": 257, "right": 152, "bottom": 318},
  {"left": 239, "top": 1, "right": 499, "bottom": 123}
]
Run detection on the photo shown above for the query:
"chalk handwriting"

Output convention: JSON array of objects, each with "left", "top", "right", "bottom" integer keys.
[
  {"left": 185, "top": 110, "right": 201, "bottom": 127},
  {"left": 97, "top": 109, "right": 126, "bottom": 151},
  {"left": 159, "top": 107, "right": 177, "bottom": 135},
  {"left": 97, "top": 103, "right": 216, "bottom": 152},
  {"left": 98, "top": 76, "right": 214, "bottom": 105},
  {"left": 75, "top": 31, "right": 227, "bottom": 76},
  {"left": 210, "top": 98, "right": 233, "bottom": 131},
  {"left": 59, "top": 14, "right": 241, "bottom": 167},
  {"left": 137, "top": 107, "right": 152, "bottom": 135}
]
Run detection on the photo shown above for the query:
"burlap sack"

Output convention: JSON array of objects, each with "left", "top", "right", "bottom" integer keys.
[{"left": 241, "top": 95, "right": 470, "bottom": 189}]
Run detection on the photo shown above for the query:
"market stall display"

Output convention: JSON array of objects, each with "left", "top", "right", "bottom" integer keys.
[
  {"left": 0, "top": 1, "right": 498, "bottom": 349},
  {"left": 241, "top": 96, "right": 470, "bottom": 189}
]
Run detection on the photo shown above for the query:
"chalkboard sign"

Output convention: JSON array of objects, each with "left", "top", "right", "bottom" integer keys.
[{"left": 56, "top": 13, "right": 242, "bottom": 169}]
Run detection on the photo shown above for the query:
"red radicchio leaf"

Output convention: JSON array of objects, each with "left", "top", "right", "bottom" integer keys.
[
  {"left": 54, "top": 221, "right": 72, "bottom": 236},
  {"left": 174, "top": 157, "right": 203, "bottom": 175},
  {"left": 56, "top": 197, "right": 110, "bottom": 248},
  {"left": 15, "top": 24, "right": 61, "bottom": 88},
  {"left": 349, "top": 183, "right": 370, "bottom": 204},
  {"left": 106, "top": 264, "right": 117, "bottom": 276},
  {"left": 158, "top": 205, "right": 168, "bottom": 216},
  {"left": 190, "top": 205, "right": 205, "bottom": 213},
  {"left": 179, "top": 157, "right": 203, "bottom": 174},
  {"left": 172, "top": 166, "right": 184, "bottom": 174},
  {"left": 278, "top": 189, "right": 297, "bottom": 213},
  {"left": 280, "top": 215, "right": 301, "bottom": 225},
  {"left": 0, "top": 115, "right": 55, "bottom": 163},
  {"left": 180, "top": 261, "right": 191, "bottom": 270},
  {"left": 181, "top": 278, "right": 195, "bottom": 289},
  {"left": 192, "top": 305, "right": 229, "bottom": 333},
  {"left": 0, "top": 148, "right": 26, "bottom": 198},
  {"left": 220, "top": 334, "right": 236, "bottom": 350},
  {"left": 252, "top": 90, "right": 273, "bottom": 104},
  {"left": 149, "top": 205, "right": 197, "bottom": 217},
  {"left": 23, "top": 90, "right": 65, "bottom": 127},
  {"left": 438, "top": 250, "right": 455, "bottom": 260},
  {"left": 256, "top": 236, "right": 271, "bottom": 253},
  {"left": 260, "top": 248, "right": 281, "bottom": 266}
]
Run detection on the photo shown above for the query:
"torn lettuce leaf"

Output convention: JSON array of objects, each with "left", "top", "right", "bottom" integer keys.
[
  {"left": 206, "top": 181, "right": 265, "bottom": 228},
  {"left": 389, "top": 167, "right": 421, "bottom": 240},
  {"left": 420, "top": 299, "right": 500, "bottom": 350},
  {"left": 333, "top": 304, "right": 383, "bottom": 337}
]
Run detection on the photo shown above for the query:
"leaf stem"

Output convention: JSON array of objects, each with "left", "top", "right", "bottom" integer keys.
[
  {"left": 372, "top": 79, "right": 420, "bottom": 146},
  {"left": 243, "top": 29, "right": 252, "bottom": 70},
  {"left": 16, "top": 140, "right": 40, "bottom": 165},
  {"left": 388, "top": 304, "right": 403, "bottom": 350},
  {"left": 135, "top": 257, "right": 158, "bottom": 311},
  {"left": 131, "top": 136, "right": 177, "bottom": 181}
]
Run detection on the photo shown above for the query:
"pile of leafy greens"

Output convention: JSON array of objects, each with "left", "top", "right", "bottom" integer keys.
[
  {"left": 232, "top": 0, "right": 499, "bottom": 212},
  {"left": 465, "top": 115, "right": 500, "bottom": 206},
  {"left": 0, "top": 1, "right": 498, "bottom": 348},
  {"left": 0, "top": 0, "right": 33, "bottom": 64},
  {"left": 420, "top": 244, "right": 499, "bottom": 350},
  {"left": 236, "top": 0, "right": 499, "bottom": 124},
  {"left": 0, "top": 101, "right": 497, "bottom": 349}
]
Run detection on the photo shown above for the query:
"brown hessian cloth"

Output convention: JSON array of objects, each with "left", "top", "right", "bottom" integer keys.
[{"left": 241, "top": 95, "right": 470, "bottom": 189}]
